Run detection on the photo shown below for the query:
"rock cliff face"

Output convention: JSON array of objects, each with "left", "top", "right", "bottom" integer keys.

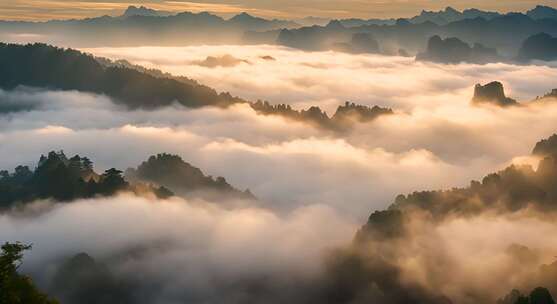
[{"left": 472, "top": 81, "right": 518, "bottom": 106}]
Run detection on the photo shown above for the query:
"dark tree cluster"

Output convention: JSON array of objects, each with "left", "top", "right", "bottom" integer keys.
[
  {"left": 125, "top": 153, "right": 255, "bottom": 201},
  {"left": 498, "top": 288, "right": 556, "bottom": 304},
  {"left": 355, "top": 131, "right": 557, "bottom": 246},
  {"left": 332, "top": 101, "right": 394, "bottom": 123},
  {"left": 0, "top": 150, "right": 260, "bottom": 209},
  {"left": 0, "top": 151, "right": 128, "bottom": 209},
  {"left": 383, "top": 151, "right": 557, "bottom": 222},
  {"left": 0, "top": 43, "right": 243, "bottom": 110},
  {"left": 251, "top": 100, "right": 393, "bottom": 131},
  {"left": 0, "top": 242, "right": 58, "bottom": 304}
]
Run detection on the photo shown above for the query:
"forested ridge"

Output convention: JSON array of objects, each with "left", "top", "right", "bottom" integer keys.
[{"left": 0, "top": 43, "right": 393, "bottom": 130}]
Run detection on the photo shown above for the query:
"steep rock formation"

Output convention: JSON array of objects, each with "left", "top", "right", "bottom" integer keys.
[{"left": 472, "top": 81, "right": 518, "bottom": 106}]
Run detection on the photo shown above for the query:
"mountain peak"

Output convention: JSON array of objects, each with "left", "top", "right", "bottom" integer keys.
[
  {"left": 527, "top": 5, "right": 557, "bottom": 19},
  {"left": 231, "top": 12, "right": 258, "bottom": 21},
  {"left": 472, "top": 81, "right": 517, "bottom": 106},
  {"left": 123, "top": 5, "right": 172, "bottom": 18},
  {"left": 326, "top": 19, "right": 345, "bottom": 29},
  {"left": 124, "top": 5, "right": 156, "bottom": 17},
  {"left": 444, "top": 6, "right": 459, "bottom": 13}
]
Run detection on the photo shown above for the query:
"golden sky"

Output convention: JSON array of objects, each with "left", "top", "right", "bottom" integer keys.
[{"left": 1, "top": 0, "right": 556, "bottom": 21}]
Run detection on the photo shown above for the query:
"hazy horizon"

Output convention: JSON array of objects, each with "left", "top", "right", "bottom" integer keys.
[{"left": 2, "top": 0, "right": 557, "bottom": 21}]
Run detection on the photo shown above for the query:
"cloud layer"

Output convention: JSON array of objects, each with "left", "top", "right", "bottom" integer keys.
[
  {"left": 0, "top": 45, "right": 557, "bottom": 303},
  {"left": 2, "top": 47, "right": 557, "bottom": 218}
]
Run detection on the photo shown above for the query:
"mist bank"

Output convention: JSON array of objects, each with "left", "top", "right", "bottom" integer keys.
[
  {"left": 3, "top": 44, "right": 557, "bottom": 217},
  {"left": 84, "top": 44, "right": 557, "bottom": 112},
  {"left": 1, "top": 40, "right": 557, "bottom": 304},
  {"left": 2, "top": 195, "right": 357, "bottom": 304},
  {"left": 5, "top": 134, "right": 557, "bottom": 304},
  {"left": 320, "top": 133, "right": 557, "bottom": 304}
]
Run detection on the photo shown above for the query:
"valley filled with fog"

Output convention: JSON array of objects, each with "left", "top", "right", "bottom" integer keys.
[
  {"left": 2, "top": 45, "right": 557, "bottom": 219},
  {"left": 2, "top": 3, "right": 557, "bottom": 302}
]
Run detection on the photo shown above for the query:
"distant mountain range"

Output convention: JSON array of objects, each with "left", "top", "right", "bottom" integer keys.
[
  {"left": 0, "top": 6, "right": 300, "bottom": 46},
  {"left": 122, "top": 5, "right": 174, "bottom": 18},
  {"left": 271, "top": 11, "right": 557, "bottom": 61},
  {"left": 1, "top": 5, "right": 557, "bottom": 50}
]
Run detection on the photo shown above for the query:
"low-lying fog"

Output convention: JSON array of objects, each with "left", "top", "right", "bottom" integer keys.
[
  {"left": 2, "top": 43, "right": 557, "bottom": 304},
  {"left": 2, "top": 46, "right": 557, "bottom": 219}
]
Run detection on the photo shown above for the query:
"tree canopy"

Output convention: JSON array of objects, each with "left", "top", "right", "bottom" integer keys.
[{"left": 0, "top": 242, "right": 58, "bottom": 304}]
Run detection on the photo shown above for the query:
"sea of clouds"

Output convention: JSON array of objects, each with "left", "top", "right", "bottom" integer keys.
[{"left": 1, "top": 45, "right": 557, "bottom": 303}]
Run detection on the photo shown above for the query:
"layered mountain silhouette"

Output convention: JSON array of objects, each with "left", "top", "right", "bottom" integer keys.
[
  {"left": 527, "top": 5, "right": 557, "bottom": 20},
  {"left": 1, "top": 4, "right": 556, "bottom": 59},
  {"left": 122, "top": 5, "right": 173, "bottom": 18},
  {"left": 518, "top": 32, "right": 557, "bottom": 62},
  {"left": 331, "top": 33, "right": 381, "bottom": 54},
  {"left": 0, "top": 6, "right": 298, "bottom": 47},
  {"left": 417, "top": 35, "right": 500, "bottom": 63},
  {"left": 271, "top": 7, "right": 557, "bottom": 58},
  {"left": 409, "top": 6, "right": 500, "bottom": 25}
]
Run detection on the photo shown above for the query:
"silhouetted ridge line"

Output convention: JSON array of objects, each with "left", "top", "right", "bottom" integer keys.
[
  {"left": 0, "top": 42, "right": 393, "bottom": 130},
  {"left": 268, "top": 7, "right": 557, "bottom": 58},
  {"left": 359, "top": 133, "right": 557, "bottom": 241},
  {"left": 251, "top": 100, "right": 394, "bottom": 130},
  {"left": 125, "top": 153, "right": 255, "bottom": 201},
  {"left": 322, "top": 133, "right": 557, "bottom": 304},
  {"left": 0, "top": 151, "right": 254, "bottom": 209},
  {"left": 518, "top": 32, "right": 557, "bottom": 62},
  {"left": 0, "top": 43, "right": 244, "bottom": 109}
]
